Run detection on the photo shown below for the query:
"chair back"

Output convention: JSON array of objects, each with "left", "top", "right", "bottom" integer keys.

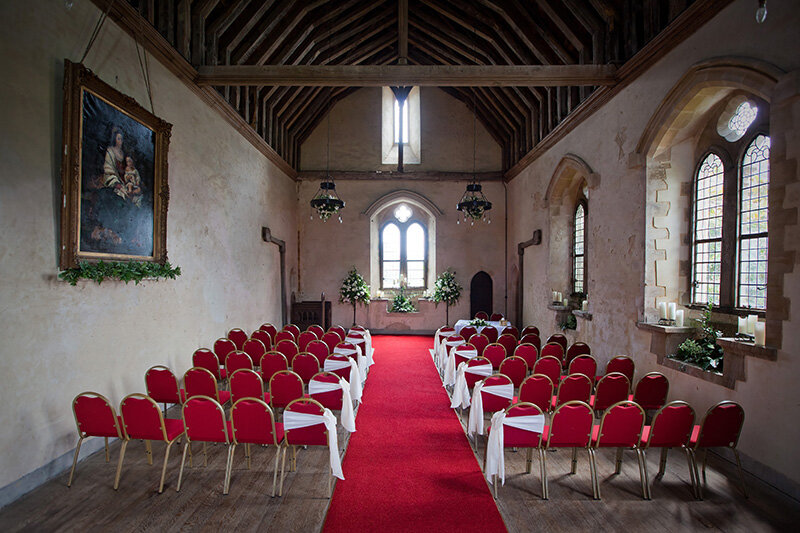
[
  {"left": 292, "top": 352, "right": 321, "bottom": 383},
  {"left": 482, "top": 343, "right": 506, "bottom": 370},
  {"left": 489, "top": 312, "right": 504, "bottom": 321},
  {"left": 469, "top": 333, "right": 490, "bottom": 356},
  {"left": 547, "top": 401, "right": 594, "bottom": 448},
  {"left": 309, "top": 372, "right": 344, "bottom": 411},
  {"left": 501, "top": 326, "right": 519, "bottom": 339},
  {"left": 519, "top": 333, "right": 541, "bottom": 352},
  {"left": 501, "top": 403, "right": 545, "bottom": 448},
  {"left": 521, "top": 325, "right": 540, "bottom": 337},
  {"left": 242, "top": 339, "right": 267, "bottom": 366},
  {"left": 453, "top": 343, "right": 478, "bottom": 368},
  {"left": 444, "top": 335, "right": 465, "bottom": 357},
  {"left": 227, "top": 328, "right": 248, "bottom": 350},
  {"left": 72, "top": 392, "right": 123, "bottom": 438},
  {"left": 297, "top": 331, "right": 318, "bottom": 352},
  {"left": 283, "top": 324, "right": 301, "bottom": 339},
  {"left": 258, "top": 323, "right": 278, "bottom": 345},
  {"left": 644, "top": 401, "right": 695, "bottom": 449},
  {"left": 595, "top": 401, "right": 645, "bottom": 448},
  {"left": 274, "top": 330, "right": 296, "bottom": 344},
  {"left": 540, "top": 342, "right": 565, "bottom": 365},
  {"left": 306, "top": 339, "right": 330, "bottom": 366},
  {"left": 230, "top": 398, "right": 281, "bottom": 446},
  {"left": 519, "top": 374, "right": 554, "bottom": 413},
  {"left": 533, "top": 355, "right": 562, "bottom": 385},
  {"left": 328, "top": 325, "right": 346, "bottom": 341},
  {"left": 593, "top": 372, "right": 631, "bottom": 412},
  {"left": 269, "top": 370, "right": 305, "bottom": 409},
  {"left": 566, "top": 342, "right": 591, "bottom": 366},
  {"left": 513, "top": 343, "right": 538, "bottom": 370},
  {"left": 546, "top": 333, "right": 568, "bottom": 353},
  {"left": 307, "top": 324, "right": 325, "bottom": 338},
  {"left": 438, "top": 326, "right": 456, "bottom": 335},
  {"left": 260, "top": 351, "right": 289, "bottom": 387},
  {"left": 120, "top": 393, "right": 169, "bottom": 441},
  {"left": 474, "top": 311, "right": 489, "bottom": 320},
  {"left": 466, "top": 356, "right": 492, "bottom": 389},
  {"left": 480, "top": 374, "right": 514, "bottom": 413},
  {"left": 555, "top": 374, "right": 592, "bottom": 407},
  {"left": 213, "top": 338, "right": 237, "bottom": 366},
  {"left": 499, "top": 356, "right": 527, "bottom": 388},
  {"left": 497, "top": 334, "right": 517, "bottom": 356},
  {"left": 184, "top": 367, "right": 222, "bottom": 402},
  {"left": 250, "top": 329, "right": 273, "bottom": 351},
  {"left": 633, "top": 372, "right": 669, "bottom": 410},
  {"left": 285, "top": 398, "right": 328, "bottom": 446},
  {"left": 606, "top": 355, "right": 635, "bottom": 384},
  {"left": 459, "top": 326, "right": 478, "bottom": 340},
  {"left": 482, "top": 327, "right": 499, "bottom": 343},
  {"left": 324, "top": 354, "right": 352, "bottom": 380},
  {"left": 230, "top": 369, "right": 265, "bottom": 403},
  {"left": 321, "top": 332, "right": 342, "bottom": 353},
  {"left": 567, "top": 354, "right": 597, "bottom": 380},
  {"left": 225, "top": 350, "right": 254, "bottom": 376},
  {"left": 193, "top": 348, "right": 223, "bottom": 381},
  {"left": 145, "top": 365, "right": 182, "bottom": 405},
  {"left": 693, "top": 401, "right": 745, "bottom": 449},
  {"left": 275, "top": 339, "right": 299, "bottom": 362},
  {"left": 182, "top": 396, "right": 229, "bottom": 443}
]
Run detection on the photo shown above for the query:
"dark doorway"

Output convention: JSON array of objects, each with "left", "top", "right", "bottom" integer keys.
[{"left": 470, "top": 271, "right": 493, "bottom": 319}]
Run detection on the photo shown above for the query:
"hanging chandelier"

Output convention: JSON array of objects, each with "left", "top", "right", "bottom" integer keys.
[
  {"left": 310, "top": 102, "right": 345, "bottom": 222},
  {"left": 457, "top": 182, "right": 492, "bottom": 224}
]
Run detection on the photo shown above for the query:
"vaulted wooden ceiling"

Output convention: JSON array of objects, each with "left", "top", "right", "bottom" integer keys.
[{"left": 125, "top": 0, "right": 699, "bottom": 171}]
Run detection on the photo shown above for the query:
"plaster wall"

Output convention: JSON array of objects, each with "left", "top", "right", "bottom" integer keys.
[
  {"left": 0, "top": 0, "right": 297, "bottom": 499},
  {"left": 506, "top": 0, "right": 800, "bottom": 493}
]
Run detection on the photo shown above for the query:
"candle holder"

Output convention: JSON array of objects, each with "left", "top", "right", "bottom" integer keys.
[
  {"left": 734, "top": 332, "right": 755, "bottom": 342},
  {"left": 658, "top": 318, "right": 676, "bottom": 326}
]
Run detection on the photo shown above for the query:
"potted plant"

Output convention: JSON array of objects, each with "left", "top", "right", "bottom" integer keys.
[
  {"left": 432, "top": 269, "right": 462, "bottom": 326},
  {"left": 339, "top": 267, "right": 370, "bottom": 327},
  {"left": 670, "top": 303, "right": 724, "bottom": 372}
]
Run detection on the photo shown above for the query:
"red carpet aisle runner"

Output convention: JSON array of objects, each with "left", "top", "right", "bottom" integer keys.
[{"left": 323, "top": 335, "right": 506, "bottom": 532}]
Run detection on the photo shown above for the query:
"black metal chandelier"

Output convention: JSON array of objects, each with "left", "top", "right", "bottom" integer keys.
[
  {"left": 310, "top": 105, "right": 345, "bottom": 222},
  {"left": 457, "top": 182, "right": 492, "bottom": 224}
]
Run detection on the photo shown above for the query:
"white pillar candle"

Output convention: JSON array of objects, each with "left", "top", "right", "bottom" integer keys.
[
  {"left": 747, "top": 314, "right": 758, "bottom": 335},
  {"left": 754, "top": 321, "right": 766, "bottom": 346},
  {"left": 556, "top": 292, "right": 562, "bottom": 303},
  {"left": 581, "top": 300, "right": 588, "bottom": 311},
  {"left": 658, "top": 302, "right": 667, "bottom": 320},
  {"left": 667, "top": 302, "right": 677, "bottom": 320},
  {"left": 562, "top": 298, "right": 569, "bottom": 307},
  {"left": 675, "top": 309, "right": 684, "bottom": 327},
  {"left": 737, "top": 317, "right": 747, "bottom": 334},
  {"left": 552, "top": 291, "right": 557, "bottom": 302}
]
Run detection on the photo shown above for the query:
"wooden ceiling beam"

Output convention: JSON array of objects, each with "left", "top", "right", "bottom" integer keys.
[
  {"left": 248, "top": 0, "right": 328, "bottom": 66},
  {"left": 196, "top": 64, "right": 617, "bottom": 87},
  {"left": 229, "top": 0, "right": 292, "bottom": 65},
  {"left": 477, "top": 0, "right": 568, "bottom": 64},
  {"left": 218, "top": 0, "right": 274, "bottom": 63},
  {"left": 531, "top": 0, "right": 587, "bottom": 52}
]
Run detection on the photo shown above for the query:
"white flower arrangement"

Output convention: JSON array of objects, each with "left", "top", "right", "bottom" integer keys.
[
  {"left": 339, "top": 267, "right": 371, "bottom": 305},
  {"left": 432, "top": 269, "right": 462, "bottom": 306}
]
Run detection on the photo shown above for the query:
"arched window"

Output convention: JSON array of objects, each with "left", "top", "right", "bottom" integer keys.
[
  {"left": 379, "top": 204, "right": 428, "bottom": 289},
  {"left": 738, "top": 134, "right": 770, "bottom": 309},
  {"left": 691, "top": 153, "right": 725, "bottom": 305},
  {"left": 572, "top": 201, "right": 586, "bottom": 294}
]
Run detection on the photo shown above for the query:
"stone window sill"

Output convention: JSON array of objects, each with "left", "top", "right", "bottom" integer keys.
[
  {"left": 636, "top": 322, "right": 695, "bottom": 334},
  {"left": 716, "top": 337, "right": 777, "bottom": 361},
  {"left": 547, "top": 304, "right": 571, "bottom": 312},
  {"left": 572, "top": 310, "right": 592, "bottom": 321}
]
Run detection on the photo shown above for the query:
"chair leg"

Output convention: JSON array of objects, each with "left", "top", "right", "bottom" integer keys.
[
  {"left": 538, "top": 449, "right": 548, "bottom": 500},
  {"left": 684, "top": 447, "right": 699, "bottom": 499},
  {"left": 176, "top": 441, "right": 190, "bottom": 492},
  {"left": 657, "top": 447, "right": 669, "bottom": 478},
  {"left": 525, "top": 448, "right": 533, "bottom": 474},
  {"left": 271, "top": 444, "right": 281, "bottom": 498},
  {"left": 701, "top": 448, "right": 708, "bottom": 482},
  {"left": 279, "top": 446, "right": 287, "bottom": 496},
  {"left": 689, "top": 448, "right": 703, "bottom": 500},
  {"left": 203, "top": 442, "right": 208, "bottom": 467},
  {"left": 159, "top": 440, "right": 174, "bottom": 494},
  {"left": 245, "top": 443, "right": 251, "bottom": 470},
  {"left": 614, "top": 447, "right": 624, "bottom": 474},
  {"left": 67, "top": 437, "right": 84, "bottom": 487},
  {"left": 292, "top": 446, "right": 297, "bottom": 472},
  {"left": 733, "top": 449, "right": 748, "bottom": 499},
  {"left": 223, "top": 444, "right": 235, "bottom": 495},
  {"left": 104, "top": 437, "right": 109, "bottom": 462},
  {"left": 113, "top": 440, "right": 128, "bottom": 490},
  {"left": 492, "top": 474, "right": 498, "bottom": 499},
  {"left": 588, "top": 448, "right": 600, "bottom": 500},
  {"left": 570, "top": 447, "right": 578, "bottom": 474},
  {"left": 145, "top": 440, "right": 153, "bottom": 465},
  {"left": 636, "top": 449, "right": 650, "bottom": 500}
]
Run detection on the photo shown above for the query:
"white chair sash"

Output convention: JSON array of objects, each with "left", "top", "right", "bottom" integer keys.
[
  {"left": 323, "top": 358, "right": 363, "bottom": 403},
  {"left": 465, "top": 363, "right": 493, "bottom": 377},
  {"left": 468, "top": 382, "right": 514, "bottom": 436},
  {"left": 485, "top": 412, "right": 545, "bottom": 485},
  {"left": 438, "top": 338, "right": 465, "bottom": 371},
  {"left": 283, "top": 409, "right": 344, "bottom": 480},
  {"left": 308, "top": 378, "right": 356, "bottom": 433},
  {"left": 450, "top": 363, "right": 471, "bottom": 409},
  {"left": 443, "top": 347, "right": 478, "bottom": 386},
  {"left": 334, "top": 346, "right": 367, "bottom": 382}
]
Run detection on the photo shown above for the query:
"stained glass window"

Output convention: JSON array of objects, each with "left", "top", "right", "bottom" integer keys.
[
  {"left": 738, "top": 135, "right": 770, "bottom": 309},
  {"left": 691, "top": 153, "right": 724, "bottom": 305},
  {"left": 728, "top": 101, "right": 758, "bottom": 139},
  {"left": 381, "top": 223, "right": 401, "bottom": 288},
  {"left": 573, "top": 202, "right": 585, "bottom": 294},
  {"left": 380, "top": 208, "right": 427, "bottom": 289}
]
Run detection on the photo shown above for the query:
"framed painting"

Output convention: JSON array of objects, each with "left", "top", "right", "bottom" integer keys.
[{"left": 59, "top": 59, "right": 172, "bottom": 269}]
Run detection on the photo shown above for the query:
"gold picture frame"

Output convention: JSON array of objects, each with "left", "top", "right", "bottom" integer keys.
[{"left": 59, "top": 59, "right": 172, "bottom": 269}]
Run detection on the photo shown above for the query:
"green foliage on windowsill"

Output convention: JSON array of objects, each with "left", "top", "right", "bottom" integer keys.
[
  {"left": 559, "top": 314, "right": 577, "bottom": 331},
  {"left": 59, "top": 260, "right": 181, "bottom": 286},
  {"left": 389, "top": 287, "right": 417, "bottom": 313},
  {"left": 669, "top": 303, "right": 724, "bottom": 372}
]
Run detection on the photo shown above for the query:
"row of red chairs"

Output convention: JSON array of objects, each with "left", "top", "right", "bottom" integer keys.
[{"left": 473, "top": 311, "right": 505, "bottom": 321}]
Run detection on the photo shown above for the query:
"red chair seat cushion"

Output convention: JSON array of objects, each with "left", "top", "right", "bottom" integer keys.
[
  {"left": 164, "top": 419, "right": 185, "bottom": 441},
  {"left": 688, "top": 424, "right": 701, "bottom": 447},
  {"left": 219, "top": 368, "right": 228, "bottom": 379},
  {"left": 263, "top": 392, "right": 271, "bottom": 403},
  {"left": 488, "top": 425, "right": 542, "bottom": 448},
  {"left": 590, "top": 424, "right": 601, "bottom": 446},
  {"left": 639, "top": 425, "right": 651, "bottom": 447},
  {"left": 179, "top": 389, "right": 186, "bottom": 403},
  {"left": 274, "top": 422, "right": 285, "bottom": 444},
  {"left": 218, "top": 390, "right": 231, "bottom": 404}
]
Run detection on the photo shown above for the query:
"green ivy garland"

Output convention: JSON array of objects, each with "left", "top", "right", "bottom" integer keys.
[{"left": 59, "top": 260, "right": 182, "bottom": 286}]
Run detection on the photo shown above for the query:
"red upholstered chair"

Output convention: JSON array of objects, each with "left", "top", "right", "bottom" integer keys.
[
  {"left": 554, "top": 374, "right": 593, "bottom": 410},
  {"left": 546, "top": 333, "right": 568, "bottom": 353},
  {"left": 489, "top": 312, "right": 504, "bottom": 321},
  {"left": 250, "top": 329, "right": 273, "bottom": 351},
  {"left": 466, "top": 356, "right": 493, "bottom": 389},
  {"left": 633, "top": 372, "right": 669, "bottom": 411},
  {"left": 227, "top": 398, "right": 285, "bottom": 496},
  {"left": 117, "top": 393, "right": 185, "bottom": 493},
  {"left": 497, "top": 333, "right": 517, "bottom": 357},
  {"left": 533, "top": 356, "right": 562, "bottom": 386},
  {"left": 324, "top": 354, "right": 352, "bottom": 381},
  {"left": 292, "top": 352, "right": 321, "bottom": 384},
  {"left": 307, "top": 324, "right": 325, "bottom": 338},
  {"left": 688, "top": 401, "right": 746, "bottom": 499},
  {"left": 297, "top": 331, "right": 318, "bottom": 352},
  {"left": 604, "top": 355, "right": 635, "bottom": 385},
  {"left": 227, "top": 328, "right": 248, "bottom": 350},
  {"left": 519, "top": 374, "right": 554, "bottom": 413},
  {"left": 501, "top": 326, "right": 520, "bottom": 339},
  {"left": 453, "top": 343, "right": 478, "bottom": 368},
  {"left": 567, "top": 354, "right": 597, "bottom": 381},
  {"left": 485, "top": 402, "right": 546, "bottom": 498},
  {"left": 443, "top": 334, "right": 465, "bottom": 359},
  {"left": 469, "top": 333, "right": 490, "bottom": 357},
  {"left": 321, "top": 332, "right": 342, "bottom": 353},
  {"left": 540, "top": 342, "right": 565, "bottom": 367},
  {"left": 242, "top": 338, "right": 267, "bottom": 368},
  {"left": 258, "top": 323, "right": 278, "bottom": 345},
  {"left": 280, "top": 398, "right": 336, "bottom": 497},
  {"left": 193, "top": 348, "right": 226, "bottom": 382},
  {"left": 479, "top": 374, "right": 515, "bottom": 415},
  {"left": 474, "top": 311, "right": 489, "bottom": 320},
  {"left": 591, "top": 400, "right": 648, "bottom": 500},
  {"left": 269, "top": 370, "right": 305, "bottom": 410},
  {"left": 519, "top": 333, "right": 541, "bottom": 353},
  {"left": 214, "top": 338, "right": 237, "bottom": 368},
  {"left": 482, "top": 343, "right": 506, "bottom": 370},
  {"left": 541, "top": 401, "right": 595, "bottom": 499},
  {"left": 230, "top": 368, "right": 270, "bottom": 404},
  {"left": 260, "top": 351, "right": 289, "bottom": 390},
  {"left": 591, "top": 373, "right": 631, "bottom": 414},
  {"left": 482, "top": 327, "right": 499, "bottom": 344},
  {"left": 176, "top": 396, "right": 232, "bottom": 492},
  {"left": 459, "top": 325, "right": 478, "bottom": 341},
  {"left": 283, "top": 324, "right": 301, "bottom": 339},
  {"left": 328, "top": 325, "right": 346, "bottom": 341},
  {"left": 225, "top": 350, "right": 254, "bottom": 377},
  {"left": 566, "top": 342, "right": 591, "bottom": 367},
  {"left": 309, "top": 372, "right": 344, "bottom": 411},
  {"left": 639, "top": 401, "right": 696, "bottom": 499},
  {"left": 145, "top": 365, "right": 185, "bottom": 414},
  {"left": 499, "top": 355, "right": 528, "bottom": 389},
  {"left": 514, "top": 343, "right": 539, "bottom": 372},
  {"left": 68, "top": 392, "right": 125, "bottom": 487},
  {"left": 275, "top": 339, "right": 299, "bottom": 364},
  {"left": 184, "top": 367, "right": 231, "bottom": 406},
  {"left": 275, "top": 330, "right": 296, "bottom": 344},
  {"left": 521, "top": 325, "right": 540, "bottom": 337},
  {"left": 306, "top": 339, "right": 330, "bottom": 367}
]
